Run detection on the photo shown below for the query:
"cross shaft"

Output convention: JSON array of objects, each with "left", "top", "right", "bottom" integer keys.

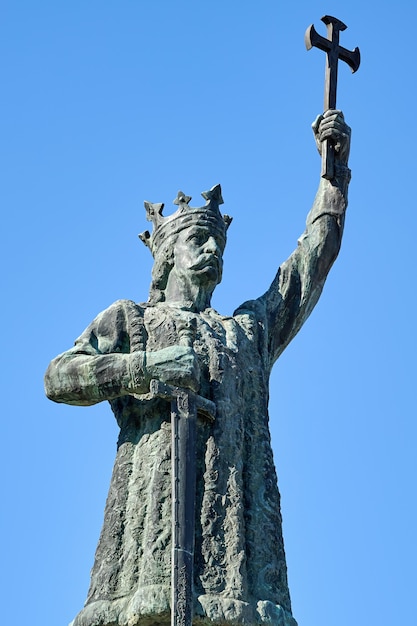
[{"left": 305, "top": 15, "right": 360, "bottom": 178}]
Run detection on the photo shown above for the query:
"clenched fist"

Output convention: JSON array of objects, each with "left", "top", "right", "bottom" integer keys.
[
  {"left": 131, "top": 345, "right": 201, "bottom": 393},
  {"left": 312, "top": 109, "right": 351, "bottom": 166}
]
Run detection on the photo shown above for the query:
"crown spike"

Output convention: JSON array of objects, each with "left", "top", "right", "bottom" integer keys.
[
  {"left": 144, "top": 201, "right": 164, "bottom": 224},
  {"left": 223, "top": 214, "right": 233, "bottom": 230},
  {"left": 138, "top": 230, "right": 151, "bottom": 249},
  {"left": 201, "top": 183, "right": 223, "bottom": 206},
  {"left": 173, "top": 191, "right": 192, "bottom": 206}
]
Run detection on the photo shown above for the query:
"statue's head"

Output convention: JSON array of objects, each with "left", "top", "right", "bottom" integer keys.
[{"left": 139, "top": 184, "right": 232, "bottom": 305}]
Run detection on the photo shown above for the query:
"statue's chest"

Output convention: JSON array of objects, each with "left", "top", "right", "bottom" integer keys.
[{"left": 143, "top": 307, "right": 252, "bottom": 388}]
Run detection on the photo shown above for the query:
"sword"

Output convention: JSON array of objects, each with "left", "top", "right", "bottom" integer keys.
[{"left": 148, "top": 320, "right": 215, "bottom": 626}]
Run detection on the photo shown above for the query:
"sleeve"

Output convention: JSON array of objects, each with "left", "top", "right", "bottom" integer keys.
[
  {"left": 44, "top": 300, "right": 147, "bottom": 406},
  {"left": 240, "top": 171, "right": 349, "bottom": 371}
]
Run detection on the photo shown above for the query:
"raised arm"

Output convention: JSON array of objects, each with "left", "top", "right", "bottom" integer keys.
[
  {"left": 259, "top": 110, "right": 352, "bottom": 369},
  {"left": 44, "top": 300, "right": 199, "bottom": 406}
]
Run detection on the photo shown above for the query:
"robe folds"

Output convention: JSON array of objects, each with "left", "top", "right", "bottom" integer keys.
[{"left": 45, "top": 178, "right": 347, "bottom": 626}]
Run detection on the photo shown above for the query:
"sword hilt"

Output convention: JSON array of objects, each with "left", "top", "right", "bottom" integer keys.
[
  {"left": 177, "top": 318, "right": 197, "bottom": 348},
  {"left": 149, "top": 379, "right": 216, "bottom": 422}
]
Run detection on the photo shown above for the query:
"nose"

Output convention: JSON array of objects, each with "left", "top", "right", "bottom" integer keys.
[{"left": 204, "top": 237, "right": 219, "bottom": 254}]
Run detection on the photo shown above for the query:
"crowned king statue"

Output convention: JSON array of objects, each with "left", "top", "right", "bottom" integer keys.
[{"left": 45, "top": 105, "right": 352, "bottom": 626}]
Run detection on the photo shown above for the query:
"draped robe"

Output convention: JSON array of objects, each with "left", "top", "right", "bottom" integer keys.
[{"left": 45, "top": 177, "right": 348, "bottom": 626}]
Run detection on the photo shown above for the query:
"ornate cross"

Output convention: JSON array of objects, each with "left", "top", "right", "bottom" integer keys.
[{"left": 305, "top": 15, "right": 360, "bottom": 179}]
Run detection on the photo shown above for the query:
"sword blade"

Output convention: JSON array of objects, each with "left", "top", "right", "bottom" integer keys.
[
  {"left": 171, "top": 390, "right": 197, "bottom": 626},
  {"left": 148, "top": 379, "right": 215, "bottom": 626}
]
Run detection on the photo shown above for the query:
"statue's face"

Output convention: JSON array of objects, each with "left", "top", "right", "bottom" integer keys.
[{"left": 173, "top": 225, "right": 225, "bottom": 288}]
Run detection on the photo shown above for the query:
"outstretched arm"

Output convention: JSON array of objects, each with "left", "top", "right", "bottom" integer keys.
[{"left": 260, "top": 110, "right": 352, "bottom": 368}]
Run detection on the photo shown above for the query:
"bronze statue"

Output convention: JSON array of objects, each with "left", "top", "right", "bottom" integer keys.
[
  {"left": 45, "top": 16, "right": 359, "bottom": 626},
  {"left": 45, "top": 108, "right": 351, "bottom": 626}
]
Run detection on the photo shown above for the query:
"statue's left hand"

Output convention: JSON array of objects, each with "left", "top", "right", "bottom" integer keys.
[{"left": 312, "top": 109, "right": 351, "bottom": 166}]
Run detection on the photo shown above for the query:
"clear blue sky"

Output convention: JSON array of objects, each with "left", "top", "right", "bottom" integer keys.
[{"left": 2, "top": 2, "right": 415, "bottom": 625}]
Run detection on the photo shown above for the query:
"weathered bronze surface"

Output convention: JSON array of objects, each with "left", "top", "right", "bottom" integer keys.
[{"left": 45, "top": 26, "right": 356, "bottom": 626}]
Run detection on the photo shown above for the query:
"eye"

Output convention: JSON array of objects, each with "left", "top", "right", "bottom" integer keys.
[{"left": 188, "top": 233, "right": 205, "bottom": 245}]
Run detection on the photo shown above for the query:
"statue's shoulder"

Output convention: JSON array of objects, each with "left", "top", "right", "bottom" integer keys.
[
  {"left": 99, "top": 299, "right": 146, "bottom": 317},
  {"left": 233, "top": 297, "right": 266, "bottom": 322},
  {"left": 82, "top": 300, "right": 147, "bottom": 353},
  {"left": 91, "top": 299, "right": 146, "bottom": 333}
]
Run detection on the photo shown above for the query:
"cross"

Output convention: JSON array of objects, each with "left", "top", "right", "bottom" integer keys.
[{"left": 305, "top": 15, "right": 360, "bottom": 179}]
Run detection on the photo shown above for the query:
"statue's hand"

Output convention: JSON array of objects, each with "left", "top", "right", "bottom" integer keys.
[
  {"left": 142, "top": 345, "right": 201, "bottom": 393},
  {"left": 312, "top": 109, "right": 351, "bottom": 166}
]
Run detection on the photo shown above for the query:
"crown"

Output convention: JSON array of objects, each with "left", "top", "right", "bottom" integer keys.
[{"left": 139, "top": 184, "right": 232, "bottom": 257}]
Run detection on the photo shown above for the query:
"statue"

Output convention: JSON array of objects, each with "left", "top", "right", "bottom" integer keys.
[{"left": 45, "top": 107, "right": 352, "bottom": 626}]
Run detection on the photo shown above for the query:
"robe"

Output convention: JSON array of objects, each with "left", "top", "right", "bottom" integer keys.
[{"left": 45, "top": 177, "right": 348, "bottom": 626}]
